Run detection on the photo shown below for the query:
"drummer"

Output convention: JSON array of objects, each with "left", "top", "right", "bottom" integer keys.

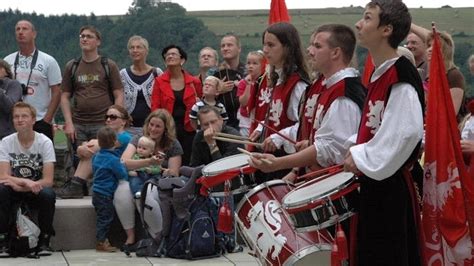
[
  {"left": 189, "top": 105, "right": 243, "bottom": 166},
  {"left": 188, "top": 105, "right": 244, "bottom": 253},
  {"left": 250, "top": 24, "right": 366, "bottom": 180}
]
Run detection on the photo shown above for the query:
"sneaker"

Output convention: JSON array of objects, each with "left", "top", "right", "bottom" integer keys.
[
  {"left": 0, "top": 244, "right": 8, "bottom": 258},
  {"left": 96, "top": 239, "right": 117, "bottom": 252},
  {"left": 37, "top": 234, "right": 53, "bottom": 256},
  {"left": 226, "top": 243, "right": 243, "bottom": 253},
  {"left": 0, "top": 234, "right": 9, "bottom": 258},
  {"left": 56, "top": 177, "right": 84, "bottom": 199}
]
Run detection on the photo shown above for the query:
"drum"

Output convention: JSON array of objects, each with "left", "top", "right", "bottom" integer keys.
[
  {"left": 201, "top": 154, "right": 256, "bottom": 196},
  {"left": 236, "top": 180, "right": 331, "bottom": 266},
  {"left": 282, "top": 172, "right": 358, "bottom": 232}
]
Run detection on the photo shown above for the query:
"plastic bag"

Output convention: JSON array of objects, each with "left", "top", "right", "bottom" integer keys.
[{"left": 16, "top": 208, "right": 40, "bottom": 249}]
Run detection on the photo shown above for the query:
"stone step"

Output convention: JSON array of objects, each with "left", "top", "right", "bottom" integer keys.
[{"left": 51, "top": 197, "right": 145, "bottom": 251}]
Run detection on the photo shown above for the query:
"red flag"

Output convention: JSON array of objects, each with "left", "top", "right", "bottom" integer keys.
[
  {"left": 268, "top": 0, "right": 290, "bottom": 25},
  {"left": 422, "top": 26, "right": 474, "bottom": 265},
  {"left": 362, "top": 52, "right": 374, "bottom": 86}
]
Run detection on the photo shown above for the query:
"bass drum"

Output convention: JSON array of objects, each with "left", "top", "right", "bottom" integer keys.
[{"left": 235, "top": 180, "right": 331, "bottom": 266}]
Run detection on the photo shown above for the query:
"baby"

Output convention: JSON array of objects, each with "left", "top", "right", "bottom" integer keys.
[{"left": 129, "top": 136, "right": 162, "bottom": 198}]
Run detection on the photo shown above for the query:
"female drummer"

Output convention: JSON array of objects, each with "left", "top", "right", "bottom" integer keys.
[{"left": 248, "top": 22, "right": 310, "bottom": 180}]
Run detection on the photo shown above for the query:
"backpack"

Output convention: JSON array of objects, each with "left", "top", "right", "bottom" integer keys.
[
  {"left": 165, "top": 196, "right": 221, "bottom": 260},
  {"left": 70, "top": 56, "right": 114, "bottom": 102}
]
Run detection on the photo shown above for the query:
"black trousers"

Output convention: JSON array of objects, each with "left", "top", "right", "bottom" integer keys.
[
  {"left": 357, "top": 172, "right": 421, "bottom": 266},
  {"left": 0, "top": 184, "right": 56, "bottom": 236}
]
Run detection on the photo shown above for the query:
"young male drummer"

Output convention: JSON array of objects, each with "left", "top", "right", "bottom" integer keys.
[
  {"left": 345, "top": 1, "right": 424, "bottom": 265},
  {"left": 250, "top": 24, "right": 366, "bottom": 178}
]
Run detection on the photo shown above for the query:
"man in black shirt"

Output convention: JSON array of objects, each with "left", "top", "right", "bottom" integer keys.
[
  {"left": 213, "top": 34, "right": 246, "bottom": 130},
  {"left": 190, "top": 105, "right": 242, "bottom": 166}
]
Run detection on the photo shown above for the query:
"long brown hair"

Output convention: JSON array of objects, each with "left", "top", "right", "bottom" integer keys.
[
  {"left": 263, "top": 22, "right": 309, "bottom": 87},
  {"left": 142, "top": 109, "right": 176, "bottom": 151}
]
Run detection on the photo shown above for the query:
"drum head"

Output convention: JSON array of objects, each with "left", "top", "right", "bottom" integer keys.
[
  {"left": 283, "top": 172, "right": 354, "bottom": 208},
  {"left": 202, "top": 153, "right": 250, "bottom": 176}
]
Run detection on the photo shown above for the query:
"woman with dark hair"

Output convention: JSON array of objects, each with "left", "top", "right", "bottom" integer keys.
[
  {"left": 151, "top": 44, "right": 202, "bottom": 165},
  {"left": 249, "top": 22, "right": 310, "bottom": 179},
  {"left": 115, "top": 108, "right": 183, "bottom": 252},
  {"left": 0, "top": 59, "right": 22, "bottom": 139}
]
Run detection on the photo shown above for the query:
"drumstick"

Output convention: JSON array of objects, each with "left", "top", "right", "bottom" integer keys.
[
  {"left": 216, "top": 132, "right": 250, "bottom": 141},
  {"left": 213, "top": 136, "right": 263, "bottom": 147},
  {"left": 254, "top": 120, "right": 297, "bottom": 145},
  {"left": 237, "top": 147, "right": 273, "bottom": 165}
]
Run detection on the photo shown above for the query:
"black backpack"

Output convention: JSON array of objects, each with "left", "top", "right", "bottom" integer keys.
[{"left": 165, "top": 196, "right": 221, "bottom": 260}]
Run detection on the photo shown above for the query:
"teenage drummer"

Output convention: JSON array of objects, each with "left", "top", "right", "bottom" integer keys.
[
  {"left": 250, "top": 24, "right": 366, "bottom": 180},
  {"left": 189, "top": 105, "right": 244, "bottom": 253}
]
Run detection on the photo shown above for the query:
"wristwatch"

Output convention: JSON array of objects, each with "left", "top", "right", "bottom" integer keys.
[{"left": 208, "top": 143, "right": 217, "bottom": 151}]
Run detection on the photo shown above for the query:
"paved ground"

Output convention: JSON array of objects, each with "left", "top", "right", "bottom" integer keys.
[{"left": 0, "top": 248, "right": 260, "bottom": 265}]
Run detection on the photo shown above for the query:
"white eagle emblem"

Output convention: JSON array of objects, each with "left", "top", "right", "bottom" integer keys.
[
  {"left": 304, "top": 94, "right": 319, "bottom": 123},
  {"left": 269, "top": 99, "right": 283, "bottom": 127},
  {"left": 258, "top": 87, "right": 273, "bottom": 107},
  {"left": 365, "top": 100, "right": 384, "bottom": 134},
  {"left": 423, "top": 161, "right": 473, "bottom": 265},
  {"left": 313, "top": 104, "right": 325, "bottom": 130},
  {"left": 246, "top": 200, "right": 287, "bottom": 260}
]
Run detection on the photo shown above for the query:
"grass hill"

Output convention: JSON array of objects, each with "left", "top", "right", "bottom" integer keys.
[
  {"left": 188, "top": 6, "right": 474, "bottom": 47},
  {"left": 186, "top": 6, "right": 474, "bottom": 96}
]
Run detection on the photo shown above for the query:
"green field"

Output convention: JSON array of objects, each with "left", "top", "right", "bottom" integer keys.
[
  {"left": 188, "top": 7, "right": 474, "bottom": 96},
  {"left": 190, "top": 7, "right": 474, "bottom": 44}
]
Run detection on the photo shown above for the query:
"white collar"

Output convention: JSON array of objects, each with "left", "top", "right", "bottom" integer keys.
[
  {"left": 370, "top": 57, "right": 399, "bottom": 83},
  {"left": 322, "top": 67, "right": 360, "bottom": 88}
]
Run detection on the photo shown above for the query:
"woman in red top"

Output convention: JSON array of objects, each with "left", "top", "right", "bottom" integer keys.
[{"left": 151, "top": 45, "right": 202, "bottom": 165}]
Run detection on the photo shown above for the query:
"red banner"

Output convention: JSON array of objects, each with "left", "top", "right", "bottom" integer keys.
[
  {"left": 422, "top": 27, "right": 473, "bottom": 265},
  {"left": 268, "top": 0, "right": 290, "bottom": 25}
]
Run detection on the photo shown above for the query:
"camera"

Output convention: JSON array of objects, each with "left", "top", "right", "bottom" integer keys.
[{"left": 21, "top": 83, "right": 28, "bottom": 95}]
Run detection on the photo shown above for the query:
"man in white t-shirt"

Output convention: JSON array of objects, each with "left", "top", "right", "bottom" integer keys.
[
  {"left": 0, "top": 102, "right": 56, "bottom": 257},
  {"left": 4, "top": 20, "right": 62, "bottom": 141}
]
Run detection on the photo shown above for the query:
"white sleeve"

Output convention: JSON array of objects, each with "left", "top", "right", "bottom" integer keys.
[
  {"left": 39, "top": 134, "right": 56, "bottom": 163},
  {"left": 350, "top": 83, "right": 423, "bottom": 180},
  {"left": 287, "top": 81, "right": 306, "bottom": 122},
  {"left": 0, "top": 139, "right": 7, "bottom": 162},
  {"left": 313, "top": 98, "right": 361, "bottom": 167},
  {"left": 45, "top": 54, "right": 62, "bottom": 86},
  {"left": 270, "top": 123, "right": 298, "bottom": 154}
]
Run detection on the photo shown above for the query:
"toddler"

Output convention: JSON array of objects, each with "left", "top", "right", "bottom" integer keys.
[
  {"left": 237, "top": 51, "right": 265, "bottom": 137},
  {"left": 189, "top": 76, "right": 228, "bottom": 130},
  {"left": 91, "top": 126, "right": 128, "bottom": 252},
  {"left": 129, "top": 136, "right": 161, "bottom": 198}
]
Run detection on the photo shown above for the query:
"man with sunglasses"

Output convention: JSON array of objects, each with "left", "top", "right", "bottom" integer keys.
[
  {"left": 58, "top": 25, "right": 123, "bottom": 198},
  {"left": 4, "top": 20, "right": 62, "bottom": 141}
]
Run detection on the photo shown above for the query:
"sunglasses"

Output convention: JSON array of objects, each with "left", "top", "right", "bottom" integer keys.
[{"left": 105, "top": 114, "right": 122, "bottom": 121}]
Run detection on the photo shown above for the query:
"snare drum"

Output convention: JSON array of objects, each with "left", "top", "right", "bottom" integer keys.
[
  {"left": 282, "top": 172, "right": 359, "bottom": 232},
  {"left": 236, "top": 180, "right": 331, "bottom": 266},
  {"left": 201, "top": 154, "right": 256, "bottom": 196}
]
